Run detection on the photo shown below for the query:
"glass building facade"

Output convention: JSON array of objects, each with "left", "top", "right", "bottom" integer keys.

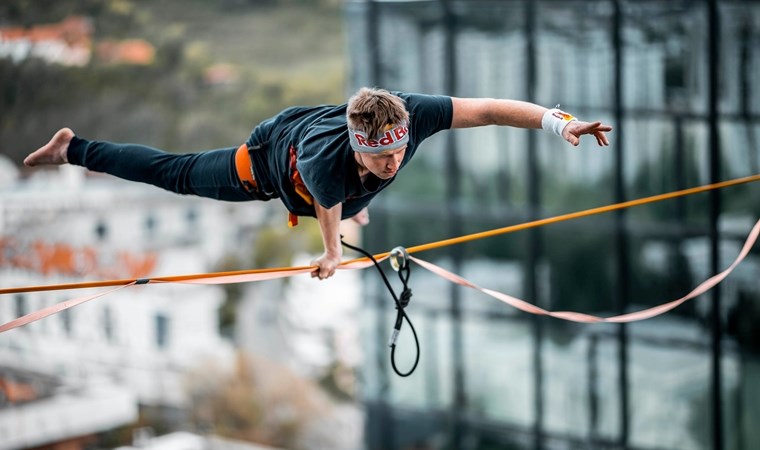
[{"left": 344, "top": 1, "right": 760, "bottom": 449}]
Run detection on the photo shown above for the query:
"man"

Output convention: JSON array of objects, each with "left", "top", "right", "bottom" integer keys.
[{"left": 24, "top": 87, "right": 612, "bottom": 280}]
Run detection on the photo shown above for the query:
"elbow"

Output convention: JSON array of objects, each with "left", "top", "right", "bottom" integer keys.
[{"left": 475, "top": 98, "right": 502, "bottom": 126}]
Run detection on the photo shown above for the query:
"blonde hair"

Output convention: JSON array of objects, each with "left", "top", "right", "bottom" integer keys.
[{"left": 346, "top": 87, "right": 409, "bottom": 139}]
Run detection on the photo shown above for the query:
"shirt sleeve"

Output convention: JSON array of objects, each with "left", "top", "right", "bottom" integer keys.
[{"left": 398, "top": 92, "right": 454, "bottom": 141}]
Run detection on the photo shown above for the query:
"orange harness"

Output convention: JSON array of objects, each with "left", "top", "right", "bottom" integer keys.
[
  {"left": 235, "top": 143, "right": 314, "bottom": 227},
  {"left": 234, "top": 143, "right": 257, "bottom": 192},
  {"left": 287, "top": 145, "right": 313, "bottom": 227}
]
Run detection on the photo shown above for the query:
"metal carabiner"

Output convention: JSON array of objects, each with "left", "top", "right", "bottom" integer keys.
[{"left": 389, "top": 246, "right": 410, "bottom": 272}]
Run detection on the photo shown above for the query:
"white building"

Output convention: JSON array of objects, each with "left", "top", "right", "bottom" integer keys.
[
  {"left": 0, "top": 161, "right": 257, "bottom": 447},
  {"left": 0, "top": 157, "right": 367, "bottom": 449}
]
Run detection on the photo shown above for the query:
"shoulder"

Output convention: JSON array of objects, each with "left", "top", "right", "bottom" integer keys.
[
  {"left": 393, "top": 91, "right": 454, "bottom": 134},
  {"left": 275, "top": 104, "right": 343, "bottom": 124},
  {"left": 394, "top": 91, "right": 453, "bottom": 113}
]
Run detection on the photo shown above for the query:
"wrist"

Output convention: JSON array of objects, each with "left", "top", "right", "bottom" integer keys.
[
  {"left": 542, "top": 107, "right": 577, "bottom": 137},
  {"left": 324, "top": 245, "right": 342, "bottom": 258}
]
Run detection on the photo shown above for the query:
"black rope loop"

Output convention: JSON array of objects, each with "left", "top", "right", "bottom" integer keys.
[
  {"left": 341, "top": 238, "right": 420, "bottom": 377},
  {"left": 398, "top": 286, "right": 413, "bottom": 309}
]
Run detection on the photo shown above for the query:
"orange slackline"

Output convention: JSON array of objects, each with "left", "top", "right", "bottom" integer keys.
[
  {"left": 2, "top": 173, "right": 759, "bottom": 297},
  {"left": 0, "top": 265, "right": 311, "bottom": 295},
  {"left": 404, "top": 173, "right": 760, "bottom": 254}
]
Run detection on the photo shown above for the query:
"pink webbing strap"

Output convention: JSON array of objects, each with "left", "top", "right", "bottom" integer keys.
[
  {"left": 410, "top": 219, "right": 760, "bottom": 324},
  {"left": 0, "top": 283, "right": 136, "bottom": 334},
  {"left": 0, "top": 256, "right": 387, "bottom": 334}
]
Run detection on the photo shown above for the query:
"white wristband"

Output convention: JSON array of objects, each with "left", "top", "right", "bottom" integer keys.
[{"left": 542, "top": 107, "right": 577, "bottom": 137}]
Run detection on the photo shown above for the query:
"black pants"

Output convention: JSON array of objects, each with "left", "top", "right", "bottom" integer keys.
[{"left": 68, "top": 136, "right": 253, "bottom": 201}]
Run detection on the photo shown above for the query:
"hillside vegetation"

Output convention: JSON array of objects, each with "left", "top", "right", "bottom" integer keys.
[{"left": 1, "top": 0, "right": 347, "bottom": 165}]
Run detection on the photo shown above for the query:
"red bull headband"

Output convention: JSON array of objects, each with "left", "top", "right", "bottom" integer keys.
[{"left": 348, "top": 122, "right": 410, "bottom": 153}]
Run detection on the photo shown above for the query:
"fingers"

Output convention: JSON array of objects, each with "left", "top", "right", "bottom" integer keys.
[
  {"left": 566, "top": 121, "right": 613, "bottom": 147},
  {"left": 310, "top": 268, "right": 325, "bottom": 280},
  {"left": 579, "top": 121, "right": 602, "bottom": 133},
  {"left": 310, "top": 258, "right": 338, "bottom": 280},
  {"left": 578, "top": 121, "right": 612, "bottom": 136},
  {"left": 596, "top": 130, "right": 610, "bottom": 146},
  {"left": 310, "top": 267, "right": 336, "bottom": 280}
]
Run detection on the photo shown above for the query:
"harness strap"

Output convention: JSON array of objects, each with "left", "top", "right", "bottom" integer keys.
[
  {"left": 288, "top": 145, "right": 314, "bottom": 227},
  {"left": 234, "top": 143, "right": 257, "bottom": 192},
  {"left": 237, "top": 143, "right": 314, "bottom": 227}
]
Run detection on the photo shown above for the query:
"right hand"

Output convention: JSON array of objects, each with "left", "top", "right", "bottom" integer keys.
[{"left": 311, "top": 251, "right": 341, "bottom": 280}]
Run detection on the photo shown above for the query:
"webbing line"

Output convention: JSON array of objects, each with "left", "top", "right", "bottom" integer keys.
[
  {"left": 1, "top": 174, "right": 760, "bottom": 334},
  {"left": 1, "top": 173, "right": 759, "bottom": 296},
  {"left": 404, "top": 173, "right": 760, "bottom": 255}
]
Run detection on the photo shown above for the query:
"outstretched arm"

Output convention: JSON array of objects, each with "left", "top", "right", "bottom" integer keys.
[
  {"left": 312, "top": 201, "right": 343, "bottom": 280},
  {"left": 450, "top": 97, "right": 611, "bottom": 146}
]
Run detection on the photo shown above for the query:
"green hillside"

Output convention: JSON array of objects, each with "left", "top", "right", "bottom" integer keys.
[{"left": 0, "top": 0, "right": 347, "bottom": 164}]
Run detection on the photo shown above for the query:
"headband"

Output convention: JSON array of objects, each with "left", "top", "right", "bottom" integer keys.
[{"left": 348, "top": 122, "right": 410, "bottom": 153}]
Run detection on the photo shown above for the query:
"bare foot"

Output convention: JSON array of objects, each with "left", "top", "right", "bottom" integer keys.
[{"left": 24, "top": 128, "right": 74, "bottom": 167}]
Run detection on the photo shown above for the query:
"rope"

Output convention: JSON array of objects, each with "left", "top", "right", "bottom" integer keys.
[
  {"left": 342, "top": 239, "right": 420, "bottom": 377},
  {"left": 0, "top": 265, "right": 310, "bottom": 295},
  {"left": 1, "top": 173, "right": 759, "bottom": 336},
  {"left": 403, "top": 173, "right": 760, "bottom": 255},
  {"left": 5, "top": 173, "right": 757, "bottom": 296}
]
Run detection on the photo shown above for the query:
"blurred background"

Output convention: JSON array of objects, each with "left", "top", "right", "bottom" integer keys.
[{"left": 1, "top": 0, "right": 760, "bottom": 449}]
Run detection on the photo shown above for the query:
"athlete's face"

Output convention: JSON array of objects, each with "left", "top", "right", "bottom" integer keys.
[{"left": 356, "top": 146, "right": 407, "bottom": 180}]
